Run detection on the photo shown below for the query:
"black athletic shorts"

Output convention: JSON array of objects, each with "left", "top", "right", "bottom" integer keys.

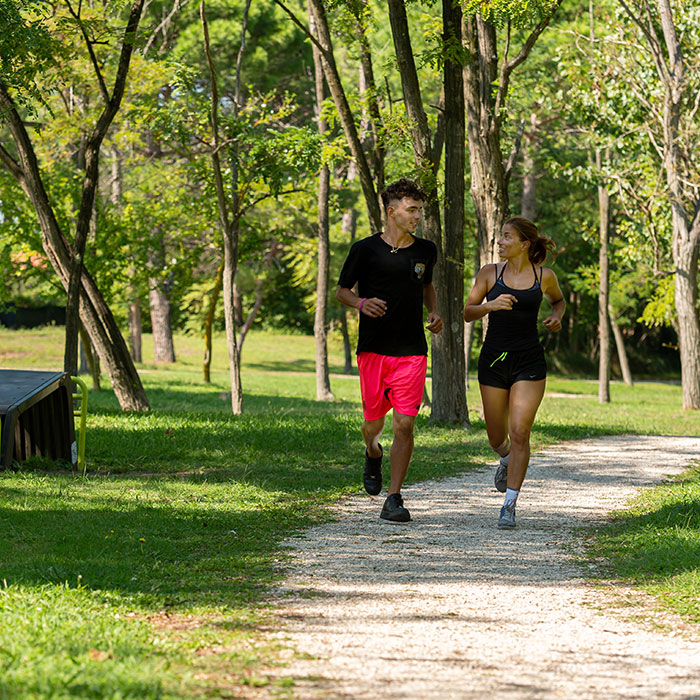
[{"left": 477, "top": 345, "right": 547, "bottom": 389}]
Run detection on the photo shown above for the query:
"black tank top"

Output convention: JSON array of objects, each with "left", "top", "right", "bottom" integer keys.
[{"left": 484, "top": 262, "right": 543, "bottom": 351}]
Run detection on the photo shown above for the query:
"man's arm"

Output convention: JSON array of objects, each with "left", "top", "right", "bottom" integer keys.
[
  {"left": 336, "top": 286, "right": 387, "bottom": 318},
  {"left": 423, "top": 283, "right": 442, "bottom": 334}
]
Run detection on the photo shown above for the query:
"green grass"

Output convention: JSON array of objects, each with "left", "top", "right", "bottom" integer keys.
[
  {"left": 585, "top": 467, "right": 700, "bottom": 624},
  {"left": 1, "top": 325, "right": 700, "bottom": 697}
]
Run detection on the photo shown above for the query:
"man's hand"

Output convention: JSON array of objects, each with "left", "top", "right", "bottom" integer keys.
[
  {"left": 360, "top": 297, "right": 387, "bottom": 318},
  {"left": 426, "top": 312, "right": 442, "bottom": 334}
]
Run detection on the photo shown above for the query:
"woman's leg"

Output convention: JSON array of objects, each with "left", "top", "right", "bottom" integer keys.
[
  {"left": 506, "top": 379, "right": 546, "bottom": 490},
  {"left": 479, "top": 384, "right": 511, "bottom": 457}
]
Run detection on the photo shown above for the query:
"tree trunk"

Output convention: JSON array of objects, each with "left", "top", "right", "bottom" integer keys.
[
  {"left": 432, "top": 0, "right": 468, "bottom": 424},
  {"left": 201, "top": 0, "right": 249, "bottom": 414},
  {"left": 387, "top": 0, "right": 467, "bottom": 424},
  {"left": 128, "top": 295, "right": 143, "bottom": 363},
  {"left": 464, "top": 320, "right": 474, "bottom": 391},
  {"left": 78, "top": 322, "right": 101, "bottom": 391},
  {"left": 340, "top": 166, "right": 358, "bottom": 375},
  {"left": 463, "top": 15, "right": 509, "bottom": 269},
  {"left": 609, "top": 310, "right": 633, "bottom": 386},
  {"left": 674, "top": 234, "right": 700, "bottom": 409},
  {"left": 310, "top": 1, "right": 334, "bottom": 401},
  {"left": 596, "top": 149, "right": 610, "bottom": 404},
  {"left": 203, "top": 262, "right": 224, "bottom": 383},
  {"left": 340, "top": 313, "right": 353, "bottom": 374},
  {"left": 148, "top": 234, "right": 176, "bottom": 363},
  {"left": 354, "top": 6, "right": 385, "bottom": 199},
  {"left": 658, "top": 1, "right": 700, "bottom": 409}
]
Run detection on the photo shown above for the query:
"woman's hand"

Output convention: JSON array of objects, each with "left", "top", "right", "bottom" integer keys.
[
  {"left": 543, "top": 315, "right": 562, "bottom": 332},
  {"left": 490, "top": 294, "right": 518, "bottom": 311}
]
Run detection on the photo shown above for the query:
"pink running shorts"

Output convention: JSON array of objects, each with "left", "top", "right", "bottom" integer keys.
[{"left": 357, "top": 352, "right": 428, "bottom": 421}]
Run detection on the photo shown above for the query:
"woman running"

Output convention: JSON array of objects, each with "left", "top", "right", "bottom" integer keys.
[{"left": 464, "top": 217, "right": 565, "bottom": 529}]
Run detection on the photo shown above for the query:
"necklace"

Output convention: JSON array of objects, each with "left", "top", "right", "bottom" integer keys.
[{"left": 386, "top": 234, "right": 410, "bottom": 253}]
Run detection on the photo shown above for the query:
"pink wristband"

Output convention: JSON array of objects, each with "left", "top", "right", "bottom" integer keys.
[{"left": 359, "top": 298, "right": 367, "bottom": 312}]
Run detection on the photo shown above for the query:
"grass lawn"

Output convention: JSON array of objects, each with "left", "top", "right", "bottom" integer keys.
[{"left": 1, "top": 326, "right": 699, "bottom": 698}]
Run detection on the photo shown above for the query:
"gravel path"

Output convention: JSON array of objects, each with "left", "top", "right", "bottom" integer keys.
[{"left": 267, "top": 435, "right": 700, "bottom": 700}]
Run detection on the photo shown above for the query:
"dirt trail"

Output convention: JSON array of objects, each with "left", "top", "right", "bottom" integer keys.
[{"left": 267, "top": 435, "right": 700, "bottom": 700}]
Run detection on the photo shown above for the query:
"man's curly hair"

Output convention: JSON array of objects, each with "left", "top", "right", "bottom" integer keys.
[{"left": 380, "top": 178, "right": 426, "bottom": 211}]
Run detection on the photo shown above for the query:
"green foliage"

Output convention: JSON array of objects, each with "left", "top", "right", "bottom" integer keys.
[
  {"left": 639, "top": 275, "right": 676, "bottom": 329},
  {"left": 0, "top": 0, "right": 61, "bottom": 110},
  {"left": 461, "top": 0, "right": 562, "bottom": 26}
]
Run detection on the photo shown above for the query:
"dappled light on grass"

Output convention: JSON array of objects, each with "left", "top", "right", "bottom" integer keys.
[{"left": 3, "top": 329, "right": 700, "bottom": 697}]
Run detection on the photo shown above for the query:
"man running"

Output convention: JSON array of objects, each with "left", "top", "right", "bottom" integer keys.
[{"left": 336, "top": 178, "right": 442, "bottom": 522}]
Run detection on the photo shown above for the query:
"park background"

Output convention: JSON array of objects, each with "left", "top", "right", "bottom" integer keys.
[{"left": 1, "top": 0, "right": 700, "bottom": 697}]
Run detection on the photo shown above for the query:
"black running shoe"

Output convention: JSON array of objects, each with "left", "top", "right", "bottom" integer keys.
[
  {"left": 380, "top": 493, "right": 411, "bottom": 522},
  {"left": 363, "top": 444, "right": 383, "bottom": 495}
]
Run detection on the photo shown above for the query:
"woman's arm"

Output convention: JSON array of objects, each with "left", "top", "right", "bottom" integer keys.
[
  {"left": 463, "top": 266, "right": 517, "bottom": 322},
  {"left": 541, "top": 268, "right": 566, "bottom": 332}
]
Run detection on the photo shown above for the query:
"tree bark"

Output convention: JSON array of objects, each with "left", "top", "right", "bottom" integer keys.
[
  {"left": 78, "top": 322, "right": 101, "bottom": 391},
  {"left": 128, "top": 295, "right": 143, "bottom": 363},
  {"left": 463, "top": 15, "right": 509, "bottom": 269},
  {"left": 0, "top": 85, "right": 149, "bottom": 411},
  {"left": 596, "top": 149, "right": 611, "bottom": 404},
  {"left": 148, "top": 234, "right": 176, "bottom": 363},
  {"left": 387, "top": 0, "right": 468, "bottom": 424},
  {"left": 353, "top": 0, "right": 385, "bottom": 198},
  {"left": 609, "top": 310, "right": 633, "bottom": 386},
  {"left": 203, "top": 262, "right": 223, "bottom": 383},
  {"left": 340, "top": 192, "right": 357, "bottom": 375},
  {"left": 309, "top": 1, "right": 334, "bottom": 401},
  {"left": 436, "top": 0, "right": 468, "bottom": 424},
  {"left": 463, "top": 5, "right": 562, "bottom": 269}
]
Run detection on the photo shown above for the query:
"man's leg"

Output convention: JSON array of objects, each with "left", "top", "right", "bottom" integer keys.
[{"left": 388, "top": 411, "right": 416, "bottom": 495}]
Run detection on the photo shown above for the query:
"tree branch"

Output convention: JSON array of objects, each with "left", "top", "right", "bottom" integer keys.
[
  {"left": 142, "top": 0, "right": 187, "bottom": 55},
  {"left": 617, "top": 0, "right": 672, "bottom": 87},
  {"left": 494, "top": 0, "right": 564, "bottom": 123},
  {"left": 0, "top": 141, "right": 25, "bottom": 182},
  {"left": 64, "top": 0, "right": 110, "bottom": 105},
  {"left": 273, "top": 0, "right": 332, "bottom": 66}
]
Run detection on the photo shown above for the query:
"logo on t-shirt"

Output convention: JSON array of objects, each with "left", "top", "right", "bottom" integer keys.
[{"left": 413, "top": 262, "right": 426, "bottom": 280}]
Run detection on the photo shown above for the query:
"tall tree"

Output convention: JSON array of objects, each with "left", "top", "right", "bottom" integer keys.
[
  {"left": 387, "top": 0, "right": 468, "bottom": 424},
  {"left": 0, "top": 0, "right": 149, "bottom": 410},
  {"left": 200, "top": 0, "right": 249, "bottom": 413},
  {"left": 618, "top": 0, "right": 700, "bottom": 409},
  {"left": 596, "top": 148, "right": 611, "bottom": 403},
  {"left": 462, "top": 1, "right": 564, "bottom": 268},
  {"left": 309, "top": 5, "right": 334, "bottom": 402}
]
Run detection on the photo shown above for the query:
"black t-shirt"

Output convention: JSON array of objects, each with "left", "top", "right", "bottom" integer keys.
[{"left": 337, "top": 233, "right": 437, "bottom": 356}]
